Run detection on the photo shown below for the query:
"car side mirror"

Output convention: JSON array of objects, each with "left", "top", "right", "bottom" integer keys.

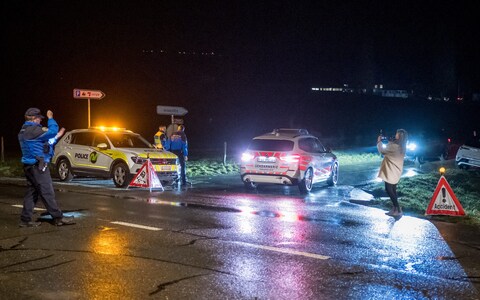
[
  {"left": 325, "top": 147, "right": 332, "bottom": 153},
  {"left": 96, "top": 143, "right": 108, "bottom": 150}
]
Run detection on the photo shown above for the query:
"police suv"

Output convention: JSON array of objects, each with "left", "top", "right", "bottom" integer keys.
[
  {"left": 52, "top": 127, "right": 179, "bottom": 187},
  {"left": 240, "top": 129, "right": 339, "bottom": 193}
]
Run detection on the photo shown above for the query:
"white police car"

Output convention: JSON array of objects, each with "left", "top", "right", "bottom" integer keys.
[
  {"left": 456, "top": 137, "right": 480, "bottom": 169},
  {"left": 240, "top": 129, "right": 338, "bottom": 194},
  {"left": 52, "top": 127, "right": 179, "bottom": 187}
]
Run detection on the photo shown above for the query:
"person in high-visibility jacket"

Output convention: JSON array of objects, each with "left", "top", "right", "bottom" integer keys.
[
  {"left": 169, "top": 125, "right": 188, "bottom": 185},
  {"left": 154, "top": 125, "right": 168, "bottom": 149}
]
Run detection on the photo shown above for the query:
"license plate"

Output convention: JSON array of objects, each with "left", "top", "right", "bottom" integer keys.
[
  {"left": 255, "top": 164, "right": 278, "bottom": 170},
  {"left": 257, "top": 156, "right": 276, "bottom": 163},
  {"left": 154, "top": 165, "right": 172, "bottom": 171}
]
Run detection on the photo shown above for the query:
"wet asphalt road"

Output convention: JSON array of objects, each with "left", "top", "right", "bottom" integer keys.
[{"left": 0, "top": 161, "right": 479, "bottom": 299}]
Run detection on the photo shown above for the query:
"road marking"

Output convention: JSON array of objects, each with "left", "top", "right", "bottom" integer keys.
[
  {"left": 233, "top": 241, "right": 330, "bottom": 260},
  {"left": 110, "top": 221, "right": 162, "bottom": 231},
  {"left": 12, "top": 204, "right": 46, "bottom": 211}
]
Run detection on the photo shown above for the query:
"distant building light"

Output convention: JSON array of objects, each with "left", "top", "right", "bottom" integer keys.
[{"left": 312, "top": 87, "right": 345, "bottom": 92}]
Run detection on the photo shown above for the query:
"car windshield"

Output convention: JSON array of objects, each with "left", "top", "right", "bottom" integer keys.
[
  {"left": 106, "top": 133, "right": 153, "bottom": 148},
  {"left": 248, "top": 139, "right": 294, "bottom": 151}
]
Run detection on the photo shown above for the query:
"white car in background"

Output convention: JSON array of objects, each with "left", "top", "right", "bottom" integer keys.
[
  {"left": 240, "top": 129, "right": 338, "bottom": 194},
  {"left": 456, "top": 137, "right": 480, "bottom": 169}
]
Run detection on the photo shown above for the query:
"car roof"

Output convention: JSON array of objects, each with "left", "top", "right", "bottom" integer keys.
[{"left": 253, "top": 128, "right": 315, "bottom": 140}]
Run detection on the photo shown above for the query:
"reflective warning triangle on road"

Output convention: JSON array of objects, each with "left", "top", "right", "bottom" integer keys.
[
  {"left": 128, "top": 159, "right": 164, "bottom": 191},
  {"left": 425, "top": 175, "right": 465, "bottom": 216}
]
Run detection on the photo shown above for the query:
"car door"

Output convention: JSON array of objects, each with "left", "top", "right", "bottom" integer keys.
[
  {"left": 312, "top": 138, "right": 333, "bottom": 182},
  {"left": 89, "top": 133, "right": 113, "bottom": 173},
  {"left": 299, "top": 137, "right": 328, "bottom": 182},
  {"left": 70, "top": 132, "right": 96, "bottom": 170}
]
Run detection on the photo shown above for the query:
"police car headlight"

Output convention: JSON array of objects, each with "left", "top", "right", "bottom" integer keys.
[
  {"left": 131, "top": 156, "right": 146, "bottom": 164},
  {"left": 407, "top": 142, "right": 417, "bottom": 151}
]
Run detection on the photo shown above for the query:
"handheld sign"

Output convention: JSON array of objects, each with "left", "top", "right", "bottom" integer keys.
[{"left": 425, "top": 176, "right": 465, "bottom": 216}]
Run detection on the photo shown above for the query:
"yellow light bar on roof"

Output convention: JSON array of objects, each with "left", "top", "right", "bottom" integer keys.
[{"left": 90, "top": 126, "right": 127, "bottom": 132}]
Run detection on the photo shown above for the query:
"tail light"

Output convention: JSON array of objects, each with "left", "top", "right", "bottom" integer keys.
[
  {"left": 280, "top": 154, "right": 300, "bottom": 163},
  {"left": 241, "top": 152, "right": 255, "bottom": 162}
]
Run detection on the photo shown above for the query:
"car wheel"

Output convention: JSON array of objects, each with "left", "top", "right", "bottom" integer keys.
[
  {"left": 56, "top": 158, "right": 73, "bottom": 182},
  {"left": 327, "top": 162, "right": 338, "bottom": 186},
  {"left": 243, "top": 180, "right": 258, "bottom": 190},
  {"left": 298, "top": 168, "right": 313, "bottom": 194},
  {"left": 112, "top": 162, "right": 131, "bottom": 188}
]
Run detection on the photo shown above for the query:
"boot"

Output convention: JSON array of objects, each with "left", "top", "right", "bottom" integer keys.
[
  {"left": 385, "top": 208, "right": 395, "bottom": 216},
  {"left": 392, "top": 207, "right": 403, "bottom": 218}
]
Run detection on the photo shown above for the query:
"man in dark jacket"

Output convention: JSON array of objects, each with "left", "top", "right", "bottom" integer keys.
[
  {"left": 169, "top": 125, "right": 188, "bottom": 185},
  {"left": 18, "top": 108, "right": 75, "bottom": 227}
]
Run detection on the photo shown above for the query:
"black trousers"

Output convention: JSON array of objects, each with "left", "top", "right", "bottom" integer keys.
[
  {"left": 385, "top": 182, "right": 399, "bottom": 208},
  {"left": 22, "top": 165, "right": 63, "bottom": 222},
  {"left": 171, "top": 150, "right": 187, "bottom": 183}
]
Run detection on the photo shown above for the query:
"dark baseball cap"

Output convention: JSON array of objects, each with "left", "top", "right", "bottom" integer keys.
[{"left": 25, "top": 107, "right": 44, "bottom": 118}]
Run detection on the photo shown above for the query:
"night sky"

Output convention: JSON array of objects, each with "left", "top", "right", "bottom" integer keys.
[{"left": 3, "top": 1, "right": 480, "bottom": 153}]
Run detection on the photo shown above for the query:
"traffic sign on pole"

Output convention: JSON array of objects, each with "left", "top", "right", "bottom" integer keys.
[
  {"left": 156, "top": 105, "right": 188, "bottom": 116},
  {"left": 73, "top": 88, "right": 106, "bottom": 128},
  {"left": 73, "top": 89, "right": 106, "bottom": 100}
]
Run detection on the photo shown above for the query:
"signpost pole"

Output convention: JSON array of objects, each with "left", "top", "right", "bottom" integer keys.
[{"left": 88, "top": 98, "right": 91, "bottom": 128}]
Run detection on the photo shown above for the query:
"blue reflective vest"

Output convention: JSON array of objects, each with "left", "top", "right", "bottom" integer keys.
[{"left": 18, "top": 119, "right": 59, "bottom": 164}]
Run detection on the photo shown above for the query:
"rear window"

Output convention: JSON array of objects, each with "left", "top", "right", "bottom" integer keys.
[{"left": 248, "top": 139, "right": 294, "bottom": 151}]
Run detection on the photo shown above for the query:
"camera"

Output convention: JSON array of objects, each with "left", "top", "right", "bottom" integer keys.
[{"left": 380, "top": 129, "right": 389, "bottom": 145}]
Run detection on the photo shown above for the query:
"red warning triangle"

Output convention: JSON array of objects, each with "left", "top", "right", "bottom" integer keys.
[
  {"left": 128, "top": 159, "right": 164, "bottom": 191},
  {"left": 425, "top": 176, "right": 465, "bottom": 216}
]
